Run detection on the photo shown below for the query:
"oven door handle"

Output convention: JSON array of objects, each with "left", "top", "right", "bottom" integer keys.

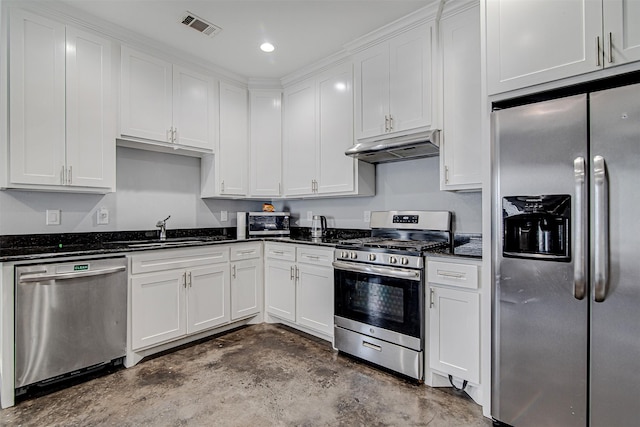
[{"left": 332, "top": 261, "right": 422, "bottom": 281}]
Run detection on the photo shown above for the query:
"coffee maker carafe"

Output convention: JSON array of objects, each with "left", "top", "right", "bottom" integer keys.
[{"left": 311, "top": 215, "right": 327, "bottom": 238}]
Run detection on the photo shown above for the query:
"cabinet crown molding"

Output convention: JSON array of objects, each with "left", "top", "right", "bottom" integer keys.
[{"left": 344, "top": 2, "right": 439, "bottom": 55}]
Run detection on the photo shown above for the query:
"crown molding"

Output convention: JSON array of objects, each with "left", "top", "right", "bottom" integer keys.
[{"left": 7, "top": 0, "right": 248, "bottom": 85}]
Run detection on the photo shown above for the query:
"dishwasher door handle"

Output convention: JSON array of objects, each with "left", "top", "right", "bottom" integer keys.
[{"left": 18, "top": 265, "right": 126, "bottom": 283}]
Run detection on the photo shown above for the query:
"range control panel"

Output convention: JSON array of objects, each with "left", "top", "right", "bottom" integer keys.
[{"left": 392, "top": 215, "right": 419, "bottom": 224}]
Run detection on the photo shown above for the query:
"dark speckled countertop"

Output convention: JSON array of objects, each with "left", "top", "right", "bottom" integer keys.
[{"left": 0, "top": 227, "right": 481, "bottom": 262}]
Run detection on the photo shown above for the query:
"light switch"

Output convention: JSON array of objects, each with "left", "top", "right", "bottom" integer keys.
[
  {"left": 221, "top": 211, "right": 228, "bottom": 222},
  {"left": 46, "top": 209, "right": 61, "bottom": 225},
  {"left": 364, "top": 211, "right": 371, "bottom": 223},
  {"left": 97, "top": 207, "right": 109, "bottom": 225}
]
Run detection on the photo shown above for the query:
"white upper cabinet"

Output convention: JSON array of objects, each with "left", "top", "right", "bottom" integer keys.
[
  {"left": 486, "top": 0, "right": 640, "bottom": 95},
  {"left": 283, "top": 62, "right": 375, "bottom": 198},
  {"left": 120, "top": 46, "right": 215, "bottom": 153},
  {"left": 249, "top": 90, "right": 282, "bottom": 197},
  {"left": 353, "top": 22, "right": 434, "bottom": 141},
  {"left": 8, "top": 9, "right": 115, "bottom": 192},
  {"left": 440, "top": 2, "right": 482, "bottom": 191},
  {"left": 283, "top": 80, "right": 317, "bottom": 196},
  {"left": 217, "top": 81, "right": 248, "bottom": 196}
]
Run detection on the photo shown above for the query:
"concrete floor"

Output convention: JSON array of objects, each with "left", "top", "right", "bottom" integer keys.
[{"left": 2, "top": 324, "right": 492, "bottom": 426}]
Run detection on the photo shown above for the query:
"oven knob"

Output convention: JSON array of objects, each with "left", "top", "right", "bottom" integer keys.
[
  {"left": 389, "top": 256, "right": 397, "bottom": 264},
  {"left": 368, "top": 253, "right": 376, "bottom": 261},
  {"left": 350, "top": 252, "right": 358, "bottom": 259},
  {"left": 401, "top": 257, "right": 409, "bottom": 265},
  {"left": 341, "top": 251, "right": 348, "bottom": 258}
]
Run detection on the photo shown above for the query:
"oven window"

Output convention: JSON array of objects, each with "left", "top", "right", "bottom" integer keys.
[{"left": 334, "top": 269, "right": 423, "bottom": 339}]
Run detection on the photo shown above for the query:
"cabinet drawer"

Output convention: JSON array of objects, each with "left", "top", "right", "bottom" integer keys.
[
  {"left": 264, "top": 243, "right": 296, "bottom": 261},
  {"left": 296, "top": 246, "right": 333, "bottom": 267},
  {"left": 230, "top": 242, "right": 262, "bottom": 261},
  {"left": 427, "top": 260, "right": 478, "bottom": 290},
  {"left": 130, "top": 246, "right": 229, "bottom": 274}
]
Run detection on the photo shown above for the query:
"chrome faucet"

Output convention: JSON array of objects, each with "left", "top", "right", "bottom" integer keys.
[{"left": 156, "top": 215, "right": 171, "bottom": 240}]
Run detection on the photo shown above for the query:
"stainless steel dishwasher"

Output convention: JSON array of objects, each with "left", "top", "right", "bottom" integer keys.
[{"left": 15, "top": 257, "right": 127, "bottom": 391}]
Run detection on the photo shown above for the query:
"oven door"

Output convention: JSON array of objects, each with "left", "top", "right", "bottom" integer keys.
[{"left": 333, "top": 260, "right": 424, "bottom": 345}]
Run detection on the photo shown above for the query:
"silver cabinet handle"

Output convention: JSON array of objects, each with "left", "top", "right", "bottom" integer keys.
[
  {"left": 436, "top": 269, "right": 465, "bottom": 279},
  {"left": 290, "top": 265, "right": 295, "bottom": 280},
  {"left": 593, "top": 155, "right": 609, "bottom": 302},
  {"left": 167, "top": 128, "right": 173, "bottom": 143},
  {"left": 273, "top": 250, "right": 284, "bottom": 255},
  {"left": 444, "top": 165, "right": 449, "bottom": 184},
  {"left": 232, "top": 264, "right": 236, "bottom": 278},
  {"left": 596, "top": 36, "right": 601, "bottom": 67},
  {"left": 608, "top": 32, "right": 613, "bottom": 64},
  {"left": 384, "top": 115, "right": 389, "bottom": 132},
  {"left": 295, "top": 266, "right": 299, "bottom": 280},
  {"left": 173, "top": 127, "right": 178, "bottom": 142},
  {"left": 429, "top": 287, "right": 435, "bottom": 308},
  {"left": 389, "top": 115, "right": 393, "bottom": 131},
  {"left": 573, "top": 157, "right": 587, "bottom": 300},
  {"left": 221, "top": 181, "right": 225, "bottom": 193},
  {"left": 187, "top": 271, "right": 192, "bottom": 288},
  {"left": 68, "top": 166, "right": 72, "bottom": 185},
  {"left": 61, "top": 166, "right": 66, "bottom": 185},
  {"left": 18, "top": 265, "right": 126, "bottom": 283}
]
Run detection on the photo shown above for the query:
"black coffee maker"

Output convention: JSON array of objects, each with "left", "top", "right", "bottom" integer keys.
[{"left": 502, "top": 195, "right": 571, "bottom": 261}]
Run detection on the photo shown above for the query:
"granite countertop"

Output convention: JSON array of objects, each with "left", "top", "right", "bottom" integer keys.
[{"left": 0, "top": 228, "right": 482, "bottom": 262}]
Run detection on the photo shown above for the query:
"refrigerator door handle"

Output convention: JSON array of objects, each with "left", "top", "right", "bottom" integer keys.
[
  {"left": 593, "top": 155, "right": 609, "bottom": 302},
  {"left": 573, "top": 157, "right": 587, "bottom": 300}
]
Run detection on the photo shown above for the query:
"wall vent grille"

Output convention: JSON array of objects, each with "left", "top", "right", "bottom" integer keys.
[{"left": 180, "top": 11, "right": 222, "bottom": 37}]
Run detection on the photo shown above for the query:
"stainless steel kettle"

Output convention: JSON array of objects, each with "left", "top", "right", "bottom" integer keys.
[{"left": 311, "top": 215, "right": 327, "bottom": 238}]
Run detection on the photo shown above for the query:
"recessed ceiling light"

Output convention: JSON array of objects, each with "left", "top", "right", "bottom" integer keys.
[{"left": 260, "top": 42, "right": 275, "bottom": 53}]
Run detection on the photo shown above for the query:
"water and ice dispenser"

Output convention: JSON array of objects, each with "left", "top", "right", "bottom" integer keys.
[{"left": 502, "top": 195, "right": 571, "bottom": 261}]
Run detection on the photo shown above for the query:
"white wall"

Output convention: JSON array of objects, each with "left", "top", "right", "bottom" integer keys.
[
  {"left": 0, "top": 149, "right": 481, "bottom": 236},
  {"left": 0, "top": 147, "right": 262, "bottom": 235},
  {"left": 274, "top": 157, "right": 482, "bottom": 233}
]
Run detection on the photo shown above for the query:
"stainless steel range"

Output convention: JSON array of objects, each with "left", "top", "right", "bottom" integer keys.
[{"left": 332, "top": 210, "right": 452, "bottom": 380}]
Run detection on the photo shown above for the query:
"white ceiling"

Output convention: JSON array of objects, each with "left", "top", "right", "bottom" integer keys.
[{"left": 58, "top": 0, "right": 433, "bottom": 80}]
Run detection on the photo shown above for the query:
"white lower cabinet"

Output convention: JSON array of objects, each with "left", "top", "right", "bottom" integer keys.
[
  {"left": 427, "top": 258, "right": 480, "bottom": 386},
  {"left": 230, "top": 243, "right": 263, "bottom": 320},
  {"left": 130, "top": 246, "right": 230, "bottom": 350},
  {"left": 264, "top": 243, "right": 334, "bottom": 340}
]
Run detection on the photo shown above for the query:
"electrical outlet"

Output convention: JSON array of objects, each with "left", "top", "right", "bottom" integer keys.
[
  {"left": 364, "top": 210, "right": 371, "bottom": 223},
  {"left": 307, "top": 211, "right": 313, "bottom": 221},
  {"left": 221, "top": 211, "right": 228, "bottom": 222},
  {"left": 97, "top": 207, "right": 109, "bottom": 225},
  {"left": 46, "top": 209, "right": 61, "bottom": 225}
]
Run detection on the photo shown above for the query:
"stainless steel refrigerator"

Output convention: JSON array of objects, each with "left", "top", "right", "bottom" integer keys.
[{"left": 492, "top": 81, "right": 640, "bottom": 426}]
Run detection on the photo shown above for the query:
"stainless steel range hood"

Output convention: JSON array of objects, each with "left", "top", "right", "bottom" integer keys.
[{"left": 345, "top": 130, "right": 440, "bottom": 164}]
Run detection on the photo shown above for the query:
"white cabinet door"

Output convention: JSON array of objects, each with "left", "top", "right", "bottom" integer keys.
[
  {"left": 265, "top": 259, "right": 296, "bottom": 322},
  {"left": 317, "top": 62, "right": 355, "bottom": 195},
  {"left": 283, "top": 80, "right": 316, "bottom": 196},
  {"left": 296, "top": 263, "right": 334, "bottom": 336},
  {"left": 218, "top": 82, "right": 248, "bottom": 196},
  {"left": 9, "top": 10, "right": 66, "bottom": 186},
  {"left": 121, "top": 46, "right": 172, "bottom": 142},
  {"left": 429, "top": 285, "right": 480, "bottom": 384},
  {"left": 231, "top": 258, "right": 262, "bottom": 320},
  {"left": 131, "top": 270, "right": 186, "bottom": 350},
  {"left": 486, "top": 0, "right": 602, "bottom": 94},
  {"left": 604, "top": 0, "right": 640, "bottom": 65},
  {"left": 187, "top": 264, "right": 230, "bottom": 334},
  {"left": 250, "top": 90, "right": 282, "bottom": 197},
  {"left": 65, "top": 27, "right": 114, "bottom": 189},
  {"left": 389, "top": 22, "right": 433, "bottom": 134},
  {"left": 354, "top": 42, "right": 389, "bottom": 140},
  {"left": 173, "top": 66, "right": 215, "bottom": 151},
  {"left": 440, "top": 4, "right": 482, "bottom": 190}
]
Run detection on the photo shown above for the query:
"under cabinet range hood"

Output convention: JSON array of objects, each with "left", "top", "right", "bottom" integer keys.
[{"left": 345, "top": 130, "right": 440, "bottom": 164}]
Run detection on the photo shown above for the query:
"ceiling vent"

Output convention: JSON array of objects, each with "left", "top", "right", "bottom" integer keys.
[{"left": 181, "top": 11, "right": 222, "bottom": 37}]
